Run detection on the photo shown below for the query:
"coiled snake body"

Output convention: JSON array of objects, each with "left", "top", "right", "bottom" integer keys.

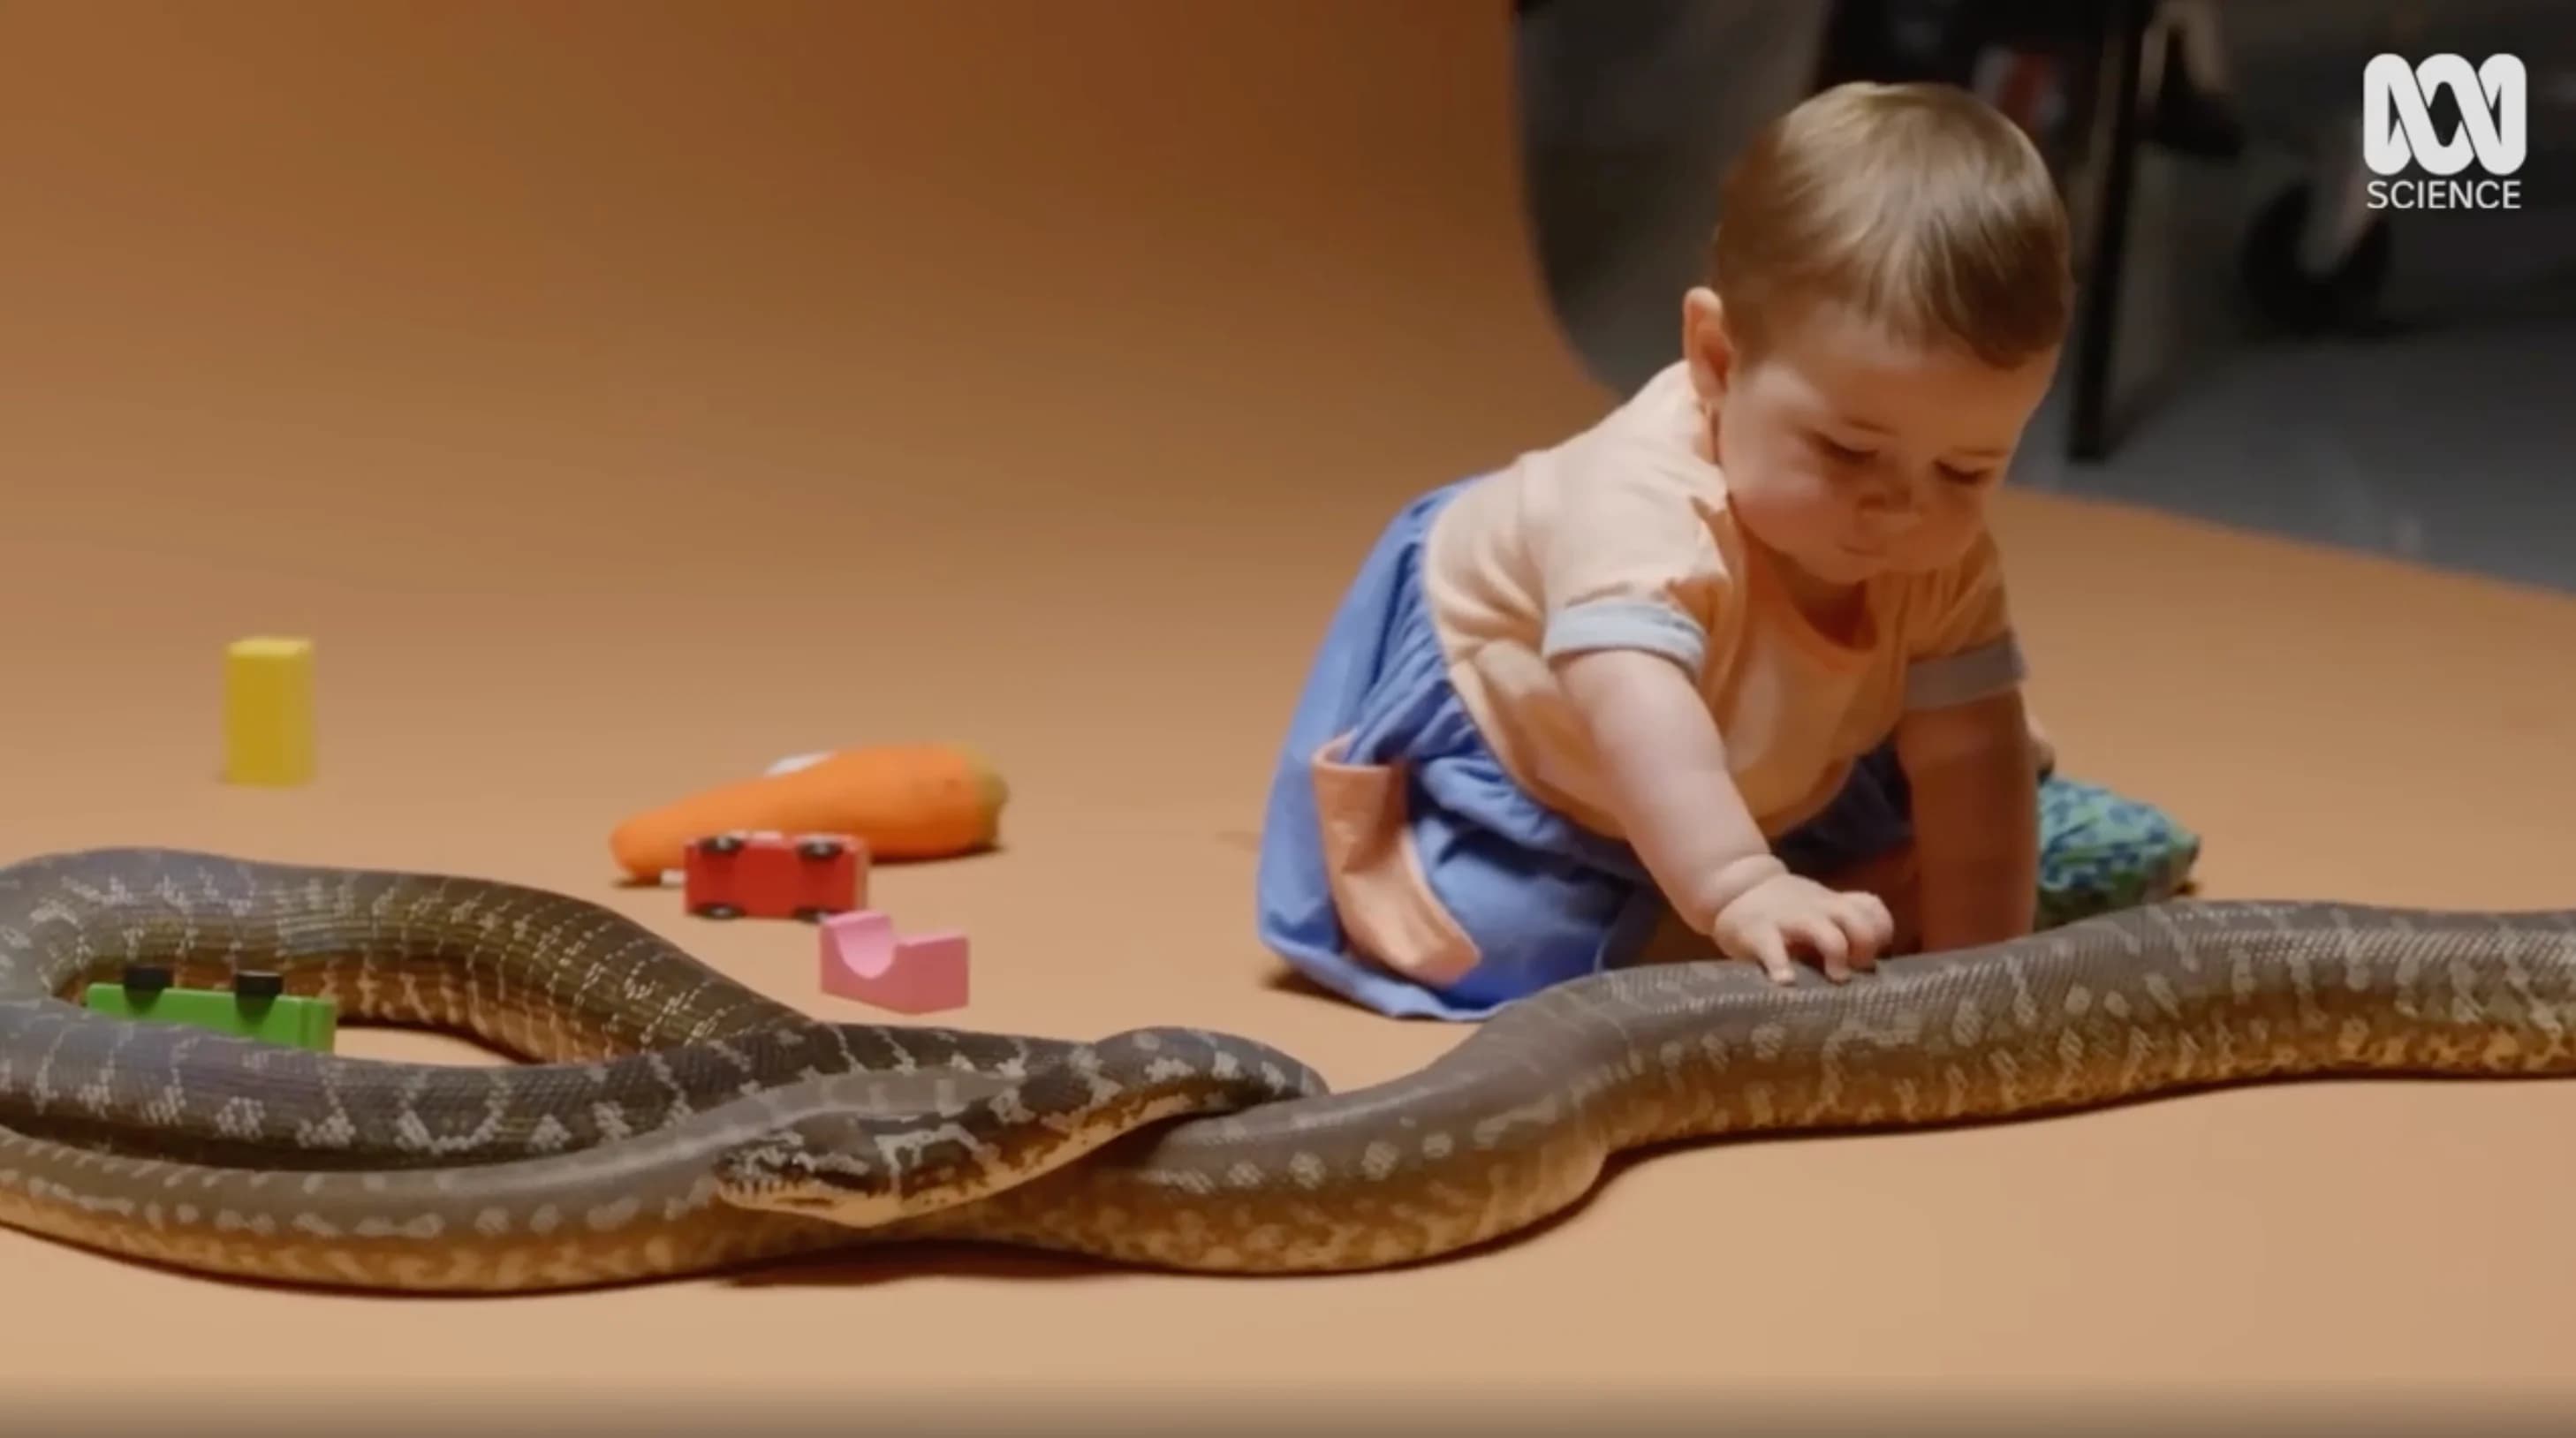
[{"left": 2, "top": 847, "right": 2572, "bottom": 1291}]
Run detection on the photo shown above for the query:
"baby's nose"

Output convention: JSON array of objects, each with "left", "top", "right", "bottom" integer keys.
[{"left": 1855, "top": 479, "right": 1921, "bottom": 525}]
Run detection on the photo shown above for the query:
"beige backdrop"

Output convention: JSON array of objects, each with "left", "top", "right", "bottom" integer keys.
[{"left": 4, "top": 1, "right": 2574, "bottom": 1429}]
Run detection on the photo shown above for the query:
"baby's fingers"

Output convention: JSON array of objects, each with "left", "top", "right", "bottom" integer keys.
[
  {"left": 1741, "top": 927, "right": 1799, "bottom": 986},
  {"left": 1833, "top": 893, "right": 1895, "bottom": 970},
  {"left": 1790, "top": 912, "right": 1853, "bottom": 982}
]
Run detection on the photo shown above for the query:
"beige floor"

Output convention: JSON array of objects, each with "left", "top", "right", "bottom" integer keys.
[{"left": 4, "top": 3, "right": 2575, "bottom": 1428}]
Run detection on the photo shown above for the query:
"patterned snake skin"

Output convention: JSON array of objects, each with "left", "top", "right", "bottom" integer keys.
[{"left": 2, "top": 846, "right": 2572, "bottom": 1291}]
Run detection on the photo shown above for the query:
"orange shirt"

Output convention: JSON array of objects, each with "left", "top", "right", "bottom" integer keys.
[{"left": 1420, "top": 362, "right": 2024, "bottom": 840}]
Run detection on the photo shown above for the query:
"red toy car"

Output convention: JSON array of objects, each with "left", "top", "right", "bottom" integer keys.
[{"left": 682, "top": 829, "right": 867, "bottom": 920}]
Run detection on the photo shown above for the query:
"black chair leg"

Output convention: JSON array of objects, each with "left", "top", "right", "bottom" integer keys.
[{"left": 2067, "top": 0, "right": 2153, "bottom": 464}]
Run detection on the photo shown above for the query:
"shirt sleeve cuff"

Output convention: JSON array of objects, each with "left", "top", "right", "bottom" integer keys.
[
  {"left": 1541, "top": 599, "right": 1708, "bottom": 673},
  {"left": 1904, "top": 632, "right": 2027, "bottom": 710}
]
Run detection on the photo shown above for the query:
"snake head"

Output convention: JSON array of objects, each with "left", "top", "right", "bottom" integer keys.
[{"left": 708, "top": 1120, "right": 908, "bottom": 1228}]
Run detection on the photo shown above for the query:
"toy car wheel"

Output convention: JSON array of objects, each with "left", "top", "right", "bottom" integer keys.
[
  {"left": 693, "top": 903, "right": 742, "bottom": 920},
  {"left": 797, "top": 837, "right": 845, "bottom": 860},
  {"left": 701, "top": 833, "right": 746, "bottom": 855},
  {"left": 233, "top": 970, "right": 285, "bottom": 1000},
  {"left": 792, "top": 904, "right": 839, "bottom": 922},
  {"left": 121, "top": 963, "right": 174, "bottom": 994}
]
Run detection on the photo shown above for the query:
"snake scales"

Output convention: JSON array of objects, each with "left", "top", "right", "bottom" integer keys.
[{"left": 2, "top": 846, "right": 2572, "bottom": 1292}]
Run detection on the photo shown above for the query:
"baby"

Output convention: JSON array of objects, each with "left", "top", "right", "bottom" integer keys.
[{"left": 1256, "top": 80, "right": 2072, "bottom": 1021}]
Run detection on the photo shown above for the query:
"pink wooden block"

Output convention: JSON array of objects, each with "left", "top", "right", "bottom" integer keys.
[{"left": 817, "top": 911, "right": 969, "bottom": 1014}]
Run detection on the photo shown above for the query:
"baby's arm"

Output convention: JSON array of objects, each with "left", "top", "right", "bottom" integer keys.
[
  {"left": 1557, "top": 648, "right": 1894, "bottom": 980},
  {"left": 1894, "top": 687, "right": 2037, "bottom": 950},
  {"left": 1895, "top": 527, "right": 2042, "bottom": 951},
  {"left": 1555, "top": 648, "right": 1771, "bottom": 934}
]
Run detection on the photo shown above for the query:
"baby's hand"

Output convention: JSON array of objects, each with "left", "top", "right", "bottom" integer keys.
[{"left": 1709, "top": 872, "right": 1895, "bottom": 984}]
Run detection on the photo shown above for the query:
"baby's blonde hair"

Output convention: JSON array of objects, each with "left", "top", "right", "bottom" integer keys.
[{"left": 1709, "top": 80, "right": 2072, "bottom": 370}]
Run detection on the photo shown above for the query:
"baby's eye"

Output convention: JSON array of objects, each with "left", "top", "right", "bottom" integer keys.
[
  {"left": 1936, "top": 464, "right": 1995, "bottom": 485},
  {"left": 1811, "top": 435, "right": 1874, "bottom": 465}
]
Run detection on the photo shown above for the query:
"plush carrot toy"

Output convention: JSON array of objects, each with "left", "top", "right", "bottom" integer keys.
[{"left": 610, "top": 742, "right": 1007, "bottom": 881}]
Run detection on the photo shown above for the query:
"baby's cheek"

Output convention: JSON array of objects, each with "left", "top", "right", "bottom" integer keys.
[
  {"left": 1787, "top": 467, "right": 1853, "bottom": 525},
  {"left": 1725, "top": 473, "right": 1811, "bottom": 537}
]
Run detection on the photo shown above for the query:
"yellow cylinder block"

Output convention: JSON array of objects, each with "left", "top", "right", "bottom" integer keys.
[{"left": 223, "top": 636, "right": 315, "bottom": 786}]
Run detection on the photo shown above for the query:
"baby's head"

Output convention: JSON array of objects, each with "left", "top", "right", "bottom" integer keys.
[{"left": 1684, "top": 81, "right": 2072, "bottom": 589}]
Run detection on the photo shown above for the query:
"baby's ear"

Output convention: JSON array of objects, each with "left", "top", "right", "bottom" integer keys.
[{"left": 1680, "top": 287, "right": 1733, "bottom": 407}]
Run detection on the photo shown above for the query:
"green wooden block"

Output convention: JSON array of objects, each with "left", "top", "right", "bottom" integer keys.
[{"left": 85, "top": 980, "right": 338, "bottom": 1052}]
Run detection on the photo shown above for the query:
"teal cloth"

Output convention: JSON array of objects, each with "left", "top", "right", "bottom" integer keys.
[{"left": 2033, "top": 776, "right": 2201, "bottom": 928}]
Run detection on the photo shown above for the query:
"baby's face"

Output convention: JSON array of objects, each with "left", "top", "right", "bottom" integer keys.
[{"left": 1693, "top": 294, "right": 2057, "bottom": 589}]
